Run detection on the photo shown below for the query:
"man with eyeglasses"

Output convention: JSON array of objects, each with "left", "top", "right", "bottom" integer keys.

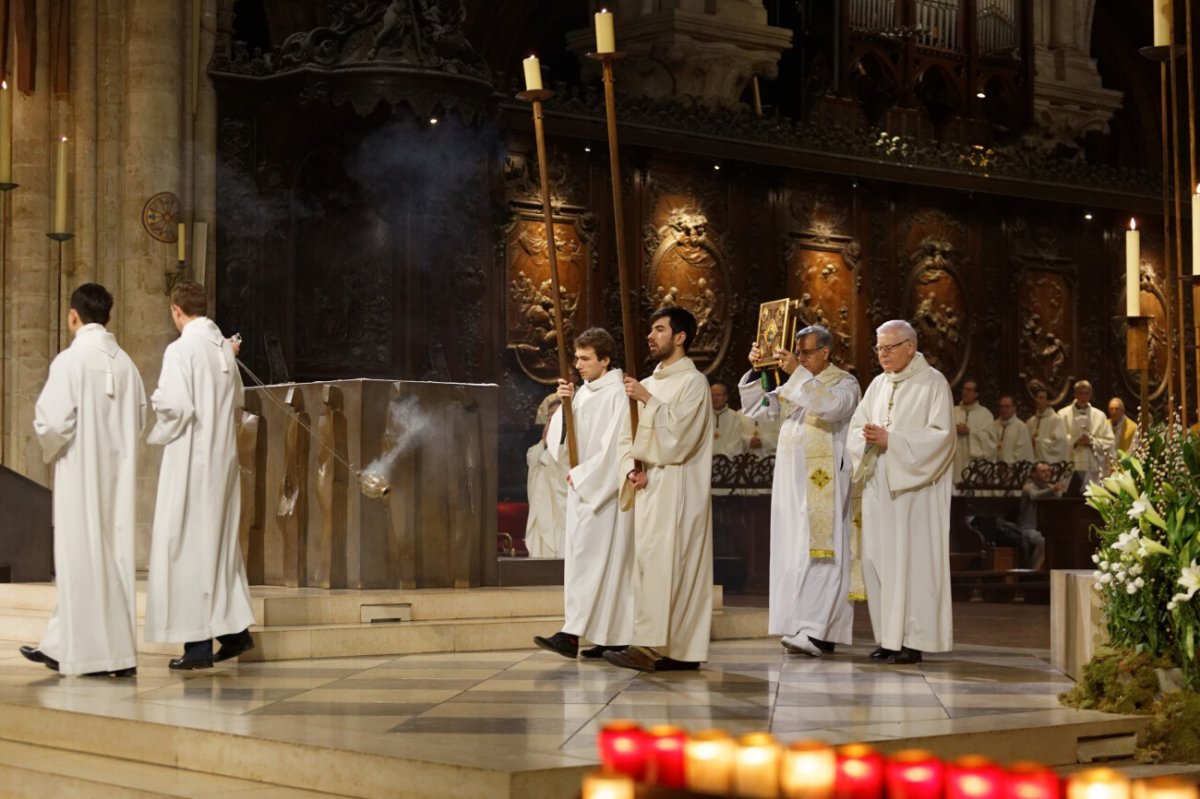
[
  {"left": 848, "top": 320, "right": 955, "bottom": 665},
  {"left": 738, "top": 324, "right": 861, "bottom": 657}
]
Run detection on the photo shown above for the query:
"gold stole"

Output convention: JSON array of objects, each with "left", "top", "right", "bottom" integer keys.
[{"left": 803, "top": 365, "right": 848, "bottom": 562}]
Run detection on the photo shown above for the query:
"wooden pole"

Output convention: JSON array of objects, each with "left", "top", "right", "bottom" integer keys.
[
  {"left": 519, "top": 89, "right": 578, "bottom": 467},
  {"left": 1168, "top": 39, "right": 1187, "bottom": 430},
  {"left": 595, "top": 53, "right": 642, "bottom": 444},
  {"left": 1184, "top": 0, "right": 1198, "bottom": 429},
  {"left": 1156, "top": 57, "right": 1176, "bottom": 428}
]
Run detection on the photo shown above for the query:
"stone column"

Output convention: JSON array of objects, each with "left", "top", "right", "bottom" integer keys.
[
  {"left": 1026, "top": 0, "right": 1123, "bottom": 153},
  {"left": 124, "top": 0, "right": 186, "bottom": 564},
  {"left": 566, "top": 0, "right": 792, "bottom": 109}
]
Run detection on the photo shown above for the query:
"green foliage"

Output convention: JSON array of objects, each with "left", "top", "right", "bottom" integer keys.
[
  {"left": 1059, "top": 647, "right": 1164, "bottom": 715},
  {"left": 1139, "top": 690, "right": 1200, "bottom": 763}
]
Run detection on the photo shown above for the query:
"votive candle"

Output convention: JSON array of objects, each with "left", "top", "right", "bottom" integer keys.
[
  {"left": 685, "top": 729, "right": 736, "bottom": 795},
  {"left": 1067, "top": 768, "right": 1132, "bottom": 799},
  {"left": 734, "top": 732, "right": 782, "bottom": 799},
  {"left": 835, "top": 744, "right": 885, "bottom": 799},
  {"left": 647, "top": 725, "right": 687, "bottom": 789},
  {"left": 1003, "top": 762, "right": 1059, "bottom": 799},
  {"left": 886, "top": 749, "right": 944, "bottom": 799},
  {"left": 581, "top": 769, "right": 635, "bottom": 799},
  {"left": 598, "top": 721, "right": 648, "bottom": 781},
  {"left": 1133, "top": 776, "right": 1200, "bottom": 799},
  {"left": 946, "top": 756, "right": 1003, "bottom": 799},
  {"left": 782, "top": 739, "right": 836, "bottom": 799}
]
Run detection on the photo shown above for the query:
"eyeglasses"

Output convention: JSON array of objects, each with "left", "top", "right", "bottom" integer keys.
[
  {"left": 872, "top": 339, "right": 913, "bottom": 354},
  {"left": 798, "top": 347, "right": 827, "bottom": 357}
]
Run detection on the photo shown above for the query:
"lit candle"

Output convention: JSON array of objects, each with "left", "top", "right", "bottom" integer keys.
[
  {"left": 0, "top": 81, "right": 10, "bottom": 184},
  {"left": 1003, "top": 762, "right": 1059, "bottom": 799},
  {"left": 734, "top": 732, "right": 782, "bottom": 798},
  {"left": 647, "top": 725, "right": 687, "bottom": 789},
  {"left": 1126, "top": 218, "right": 1141, "bottom": 317},
  {"left": 595, "top": 9, "right": 616, "bottom": 54},
  {"left": 1153, "top": 0, "right": 1172, "bottom": 47},
  {"left": 1066, "top": 768, "right": 1131, "bottom": 799},
  {"left": 177, "top": 222, "right": 187, "bottom": 262},
  {"left": 835, "top": 744, "right": 885, "bottom": 799},
  {"left": 1133, "top": 776, "right": 1200, "bottom": 799},
  {"left": 685, "top": 729, "right": 736, "bottom": 795},
  {"left": 946, "top": 756, "right": 1003, "bottom": 799},
  {"left": 522, "top": 55, "right": 543, "bottom": 92},
  {"left": 597, "top": 722, "right": 648, "bottom": 781},
  {"left": 1192, "top": 184, "right": 1199, "bottom": 276},
  {"left": 782, "top": 739, "right": 836, "bottom": 799},
  {"left": 886, "top": 749, "right": 944, "bottom": 799},
  {"left": 54, "top": 136, "right": 68, "bottom": 233},
  {"left": 581, "top": 770, "right": 636, "bottom": 799}
]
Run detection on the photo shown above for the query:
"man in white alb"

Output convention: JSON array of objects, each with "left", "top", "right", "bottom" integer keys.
[
  {"left": 605, "top": 307, "right": 714, "bottom": 673},
  {"left": 145, "top": 281, "right": 256, "bottom": 670},
  {"left": 848, "top": 320, "right": 955, "bottom": 665},
  {"left": 710, "top": 382, "right": 750, "bottom": 460},
  {"left": 993, "top": 394, "right": 1034, "bottom": 465},
  {"left": 952, "top": 378, "right": 995, "bottom": 488},
  {"left": 1026, "top": 386, "right": 1069, "bottom": 465},
  {"left": 20, "top": 284, "right": 146, "bottom": 677},
  {"left": 739, "top": 325, "right": 860, "bottom": 657},
  {"left": 524, "top": 396, "right": 568, "bottom": 558},
  {"left": 1057, "top": 380, "right": 1114, "bottom": 487},
  {"left": 533, "top": 328, "right": 633, "bottom": 659}
]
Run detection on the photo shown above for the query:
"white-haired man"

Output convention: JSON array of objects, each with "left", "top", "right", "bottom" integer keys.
[
  {"left": 1057, "top": 380, "right": 1113, "bottom": 486},
  {"left": 739, "top": 324, "right": 860, "bottom": 657},
  {"left": 848, "top": 320, "right": 955, "bottom": 665}
]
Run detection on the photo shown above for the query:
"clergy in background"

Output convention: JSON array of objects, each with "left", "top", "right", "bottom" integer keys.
[
  {"left": 145, "top": 281, "right": 256, "bottom": 670},
  {"left": 606, "top": 306, "right": 714, "bottom": 673},
  {"left": 524, "top": 396, "right": 568, "bottom": 558},
  {"left": 533, "top": 328, "right": 633, "bottom": 660},
  {"left": 1057, "top": 380, "right": 1114, "bottom": 486},
  {"left": 993, "top": 394, "right": 1034, "bottom": 464},
  {"left": 738, "top": 324, "right": 860, "bottom": 657},
  {"left": 848, "top": 319, "right": 955, "bottom": 665},
  {"left": 1026, "top": 386, "right": 1069, "bottom": 465},
  {"left": 21, "top": 284, "right": 146, "bottom": 677},
  {"left": 710, "top": 381, "right": 750, "bottom": 459},
  {"left": 952, "top": 378, "right": 995, "bottom": 488},
  {"left": 1107, "top": 396, "right": 1137, "bottom": 455}
]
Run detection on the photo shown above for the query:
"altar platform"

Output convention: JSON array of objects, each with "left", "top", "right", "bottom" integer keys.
[{"left": 0, "top": 596, "right": 1153, "bottom": 799}]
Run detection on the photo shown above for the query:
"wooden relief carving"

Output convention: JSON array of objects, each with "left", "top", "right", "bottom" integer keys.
[
  {"left": 784, "top": 241, "right": 857, "bottom": 361},
  {"left": 901, "top": 211, "right": 970, "bottom": 384},
  {"left": 1018, "top": 271, "right": 1074, "bottom": 404},
  {"left": 505, "top": 210, "right": 588, "bottom": 384},
  {"left": 643, "top": 206, "right": 731, "bottom": 372}
]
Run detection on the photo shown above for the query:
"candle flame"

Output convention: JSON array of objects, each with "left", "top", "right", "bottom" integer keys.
[
  {"left": 61, "top": 136, "right": 68, "bottom": 142},
  {"left": 1, "top": 80, "right": 6, "bottom": 90},
  {"left": 1130, "top": 218, "right": 1137, "bottom": 231}
]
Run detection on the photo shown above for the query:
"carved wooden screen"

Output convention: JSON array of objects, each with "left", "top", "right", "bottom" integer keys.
[{"left": 900, "top": 209, "right": 971, "bottom": 385}]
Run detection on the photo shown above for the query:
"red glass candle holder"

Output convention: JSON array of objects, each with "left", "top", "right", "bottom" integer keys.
[
  {"left": 598, "top": 721, "right": 649, "bottom": 782},
  {"left": 834, "top": 743, "right": 885, "bottom": 799},
  {"left": 946, "top": 756, "right": 1003, "bottom": 799},
  {"left": 887, "top": 749, "right": 945, "bottom": 799},
  {"left": 1004, "top": 761, "right": 1059, "bottom": 799},
  {"left": 647, "top": 725, "right": 688, "bottom": 789}
]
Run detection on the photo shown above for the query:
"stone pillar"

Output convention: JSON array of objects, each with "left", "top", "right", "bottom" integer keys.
[
  {"left": 567, "top": 0, "right": 792, "bottom": 109},
  {"left": 124, "top": 0, "right": 186, "bottom": 564},
  {"left": 1026, "top": 0, "right": 1123, "bottom": 153}
]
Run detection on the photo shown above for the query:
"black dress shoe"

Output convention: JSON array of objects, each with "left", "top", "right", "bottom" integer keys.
[
  {"left": 654, "top": 657, "right": 701, "bottom": 671},
  {"left": 810, "top": 637, "right": 836, "bottom": 654},
  {"left": 580, "top": 645, "right": 627, "bottom": 659},
  {"left": 533, "top": 631, "right": 579, "bottom": 659},
  {"left": 19, "top": 645, "right": 59, "bottom": 672},
  {"left": 215, "top": 630, "right": 255, "bottom": 662},
  {"left": 886, "top": 647, "right": 923, "bottom": 665},
  {"left": 83, "top": 667, "right": 137, "bottom": 678},
  {"left": 169, "top": 639, "right": 214, "bottom": 670},
  {"left": 869, "top": 646, "right": 896, "bottom": 660}
]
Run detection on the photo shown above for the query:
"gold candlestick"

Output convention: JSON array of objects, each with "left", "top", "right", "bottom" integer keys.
[
  {"left": 516, "top": 85, "right": 578, "bottom": 468},
  {"left": 588, "top": 50, "right": 642, "bottom": 453}
]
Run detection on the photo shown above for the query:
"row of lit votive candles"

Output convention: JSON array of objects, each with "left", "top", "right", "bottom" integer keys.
[{"left": 589, "top": 723, "right": 1199, "bottom": 799}]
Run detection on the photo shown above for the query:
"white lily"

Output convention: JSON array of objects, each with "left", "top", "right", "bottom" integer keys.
[
  {"left": 1176, "top": 561, "right": 1200, "bottom": 603},
  {"left": 1127, "top": 494, "right": 1168, "bottom": 530},
  {"left": 1085, "top": 482, "right": 1116, "bottom": 505},
  {"left": 1141, "top": 539, "right": 1171, "bottom": 557},
  {"left": 1113, "top": 469, "right": 1139, "bottom": 497}
]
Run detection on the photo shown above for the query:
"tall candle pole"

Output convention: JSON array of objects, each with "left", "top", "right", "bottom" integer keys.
[
  {"left": 1126, "top": 219, "right": 1151, "bottom": 433},
  {"left": 588, "top": 10, "right": 641, "bottom": 452},
  {"left": 48, "top": 136, "right": 74, "bottom": 352},
  {"left": 517, "top": 57, "right": 578, "bottom": 467},
  {"left": 0, "top": 81, "right": 15, "bottom": 465}
]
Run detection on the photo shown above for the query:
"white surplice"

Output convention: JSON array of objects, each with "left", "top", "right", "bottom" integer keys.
[
  {"left": 740, "top": 363, "right": 860, "bottom": 643},
  {"left": 145, "top": 317, "right": 255, "bottom": 643},
  {"left": 620, "top": 356, "right": 714, "bottom": 663},
  {"left": 712, "top": 407, "right": 751, "bottom": 459},
  {"left": 33, "top": 324, "right": 146, "bottom": 675},
  {"left": 546, "top": 369, "right": 633, "bottom": 645},
  {"left": 1026, "top": 409, "right": 1069, "bottom": 465},
  {"left": 993, "top": 417, "right": 1034, "bottom": 464},
  {"left": 848, "top": 352, "right": 955, "bottom": 653},
  {"left": 953, "top": 402, "right": 995, "bottom": 483},
  {"left": 1057, "top": 403, "right": 1115, "bottom": 477},
  {"left": 524, "top": 439, "right": 568, "bottom": 557}
]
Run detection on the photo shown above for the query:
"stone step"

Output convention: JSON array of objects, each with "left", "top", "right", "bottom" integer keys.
[
  {"left": 0, "top": 738, "right": 345, "bottom": 798},
  {"left": 0, "top": 585, "right": 763, "bottom": 662},
  {"left": 0, "top": 702, "right": 588, "bottom": 799}
]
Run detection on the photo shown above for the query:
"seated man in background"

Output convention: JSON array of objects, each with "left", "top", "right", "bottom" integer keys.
[{"left": 1017, "top": 461, "right": 1065, "bottom": 570}]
